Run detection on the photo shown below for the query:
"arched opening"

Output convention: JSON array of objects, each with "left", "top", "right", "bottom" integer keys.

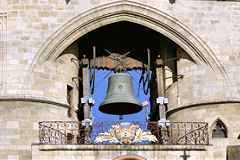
[
  {"left": 32, "top": 1, "right": 224, "bottom": 146},
  {"left": 114, "top": 155, "right": 146, "bottom": 160},
  {"left": 27, "top": 1, "right": 227, "bottom": 83},
  {"left": 212, "top": 119, "right": 228, "bottom": 138},
  {"left": 66, "top": 21, "right": 186, "bottom": 121},
  {"left": 27, "top": 1, "right": 229, "bottom": 123},
  {"left": 78, "top": 21, "right": 182, "bottom": 68}
]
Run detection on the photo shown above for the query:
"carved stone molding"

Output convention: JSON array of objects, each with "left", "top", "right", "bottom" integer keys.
[
  {"left": 167, "top": 98, "right": 240, "bottom": 117},
  {"left": 25, "top": 0, "right": 229, "bottom": 84},
  {"left": 0, "top": 95, "right": 69, "bottom": 108}
]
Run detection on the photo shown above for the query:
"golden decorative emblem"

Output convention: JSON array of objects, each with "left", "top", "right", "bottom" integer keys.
[{"left": 94, "top": 122, "right": 158, "bottom": 144}]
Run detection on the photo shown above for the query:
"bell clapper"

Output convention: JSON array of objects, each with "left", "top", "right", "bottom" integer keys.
[{"left": 119, "top": 115, "right": 123, "bottom": 120}]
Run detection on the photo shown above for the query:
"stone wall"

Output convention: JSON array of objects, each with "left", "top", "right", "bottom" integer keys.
[
  {"left": 0, "top": 0, "right": 239, "bottom": 106},
  {"left": 0, "top": 101, "right": 70, "bottom": 160},
  {"left": 168, "top": 103, "right": 240, "bottom": 159},
  {"left": 227, "top": 145, "right": 240, "bottom": 160}
]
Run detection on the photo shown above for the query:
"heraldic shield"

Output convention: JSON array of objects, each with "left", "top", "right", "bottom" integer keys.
[{"left": 94, "top": 122, "right": 158, "bottom": 144}]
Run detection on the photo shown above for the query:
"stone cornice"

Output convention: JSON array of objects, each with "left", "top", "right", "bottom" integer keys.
[
  {"left": 33, "top": 144, "right": 207, "bottom": 151},
  {"left": 167, "top": 98, "right": 240, "bottom": 116},
  {"left": 0, "top": 95, "right": 69, "bottom": 108}
]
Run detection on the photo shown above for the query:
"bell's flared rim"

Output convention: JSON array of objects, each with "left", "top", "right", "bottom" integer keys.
[{"left": 99, "top": 102, "right": 142, "bottom": 115}]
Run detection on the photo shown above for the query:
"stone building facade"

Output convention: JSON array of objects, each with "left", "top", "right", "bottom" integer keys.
[{"left": 0, "top": 0, "right": 240, "bottom": 159}]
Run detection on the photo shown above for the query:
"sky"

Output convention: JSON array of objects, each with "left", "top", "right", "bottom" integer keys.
[{"left": 90, "top": 69, "right": 150, "bottom": 122}]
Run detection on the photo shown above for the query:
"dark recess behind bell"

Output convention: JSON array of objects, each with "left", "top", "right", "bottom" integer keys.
[{"left": 78, "top": 21, "right": 178, "bottom": 69}]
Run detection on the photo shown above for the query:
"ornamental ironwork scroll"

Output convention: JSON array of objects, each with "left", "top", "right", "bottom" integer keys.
[
  {"left": 39, "top": 121, "right": 208, "bottom": 145},
  {"left": 170, "top": 122, "right": 209, "bottom": 145}
]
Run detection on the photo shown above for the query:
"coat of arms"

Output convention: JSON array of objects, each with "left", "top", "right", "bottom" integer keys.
[{"left": 94, "top": 122, "right": 158, "bottom": 144}]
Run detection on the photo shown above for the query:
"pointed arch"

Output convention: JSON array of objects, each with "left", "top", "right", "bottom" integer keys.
[
  {"left": 212, "top": 119, "right": 228, "bottom": 138},
  {"left": 25, "top": 0, "right": 229, "bottom": 83},
  {"left": 208, "top": 116, "right": 230, "bottom": 138}
]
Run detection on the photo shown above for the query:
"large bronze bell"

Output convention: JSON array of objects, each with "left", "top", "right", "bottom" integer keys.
[{"left": 99, "top": 73, "right": 142, "bottom": 115}]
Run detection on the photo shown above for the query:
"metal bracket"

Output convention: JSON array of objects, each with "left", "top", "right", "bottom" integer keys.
[
  {"left": 156, "top": 97, "right": 168, "bottom": 105},
  {"left": 164, "top": 74, "right": 183, "bottom": 80},
  {"left": 81, "top": 119, "right": 93, "bottom": 127},
  {"left": 81, "top": 96, "right": 95, "bottom": 106},
  {"left": 158, "top": 118, "right": 170, "bottom": 127}
]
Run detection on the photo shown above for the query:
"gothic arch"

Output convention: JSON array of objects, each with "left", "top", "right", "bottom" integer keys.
[
  {"left": 26, "top": 0, "right": 228, "bottom": 82},
  {"left": 208, "top": 115, "right": 230, "bottom": 138}
]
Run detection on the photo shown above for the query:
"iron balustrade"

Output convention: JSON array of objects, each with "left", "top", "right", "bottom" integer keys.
[{"left": 39, "top": 121, "right": 209, "bottom": 145}]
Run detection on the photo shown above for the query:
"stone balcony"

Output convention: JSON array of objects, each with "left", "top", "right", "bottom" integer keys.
[{"left": 34, "top": 121, "right": 210, "bottom": 160}]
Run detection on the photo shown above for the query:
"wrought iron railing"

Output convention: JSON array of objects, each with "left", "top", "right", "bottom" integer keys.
[
  {"left": 170, "top": 122, "right": 209, "bottom": 145},
  {"left": 39, "top": 121, "right": 208, "bottom": 145}
]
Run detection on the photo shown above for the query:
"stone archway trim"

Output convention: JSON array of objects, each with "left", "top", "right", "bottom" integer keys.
[
  {"left": 208, "top": 115, "right": 231, "bottom": 139},
  {"left": 114, "top": 155, "right": 146, "bottom": 160},
  {"left": 25, "top": 0, "right": 229, "bottom": 83}
]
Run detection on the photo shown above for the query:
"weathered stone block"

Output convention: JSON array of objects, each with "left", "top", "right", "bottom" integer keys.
[
  {"left": 7, "top": 121, "right": 19, "bottom": 129},
  {"left": 227, "top": 145, "right": 240, "bottom": 160}
]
